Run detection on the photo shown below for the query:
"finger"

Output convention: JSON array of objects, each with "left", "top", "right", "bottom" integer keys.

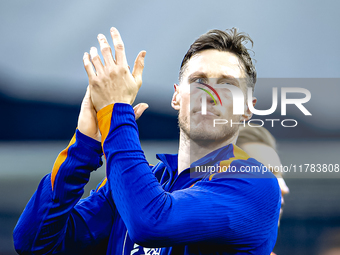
[
  {"left": 132, "top": 51, "right": 146, "bottom": 87},
  {"left": 90, "top": 47, "right": 104, "bottom": 74},
  {"left": 133, "top": 103, "right": 149, "bottom": 120},
  {"left": 83, "top": 53, "right": 96, "bottom": 80},
  {"left": 110, "top": 27, "right": 128, "bottom": 66},
  {"left": 97, "top": 34, "right": 115, "bottom": 67}
]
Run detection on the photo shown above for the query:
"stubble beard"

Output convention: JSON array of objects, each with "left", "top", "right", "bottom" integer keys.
[{"left": 178, "top": 109, "right": 240, "bottom": 144}]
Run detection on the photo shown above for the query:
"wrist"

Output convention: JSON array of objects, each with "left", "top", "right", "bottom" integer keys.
[
  {"left": 96, "top": 99, "right": 133, "bottom": 112},
  {"left": 77, "top": 127, "right": 101, "bottom": 142},
  {"left": 97, "top": 103, "right": 135, "bottom": 144}
]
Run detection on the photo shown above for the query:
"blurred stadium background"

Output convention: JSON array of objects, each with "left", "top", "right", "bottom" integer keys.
[{"left": 1, "top": 0, "right": 339, "bottom": 254}]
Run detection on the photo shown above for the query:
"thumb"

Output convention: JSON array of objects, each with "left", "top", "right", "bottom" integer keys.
[
  {"left": 78, "top": 86, "right": 100, "bottom": 141},
  {"left": 81, "top": 86, "right": 93, "bottom": 110},
  {"left": 132, "top": 51, "right": 146, "bottom": 87},
  {"left": 133, "top": 103, "right": 149, "bottom": 120}
]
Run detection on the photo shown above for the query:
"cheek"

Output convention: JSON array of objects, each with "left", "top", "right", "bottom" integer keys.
[
  {"left": 181, "top": 86, "right": 193, "bottom": 107},
  {"left": 180, "top": 92, "right": 191, "bottom": 113},
  {"left": 219, "top": 96, "right": 234, "bottom": 116},
  {"left": 218, "top": 89, "right": 245, "bottom": 117}
]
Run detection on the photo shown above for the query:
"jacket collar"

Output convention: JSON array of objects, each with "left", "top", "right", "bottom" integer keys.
[{"left": 156, "top": 153, "right": 178, "bottom": 173}]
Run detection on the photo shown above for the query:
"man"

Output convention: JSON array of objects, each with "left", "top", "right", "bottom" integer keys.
[{"left": 14, "top": 27, "right": 281, "bottom": 254}]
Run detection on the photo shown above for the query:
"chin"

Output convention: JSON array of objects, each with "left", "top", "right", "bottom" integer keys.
[
  {"left": 191, "top": 123, "right": 226, "bottom": 140},
  {"left": 179, "top": 110, "right": 239, "bottom": 143},
  {"left": 183, "top": 121, "right": 234, "bottom": 143}
]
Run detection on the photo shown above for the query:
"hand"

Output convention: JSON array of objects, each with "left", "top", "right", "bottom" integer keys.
[
  {"left": 78, "top": 86, "right": 101, "bottom": 142},
  {"left": 83, "top": 27, "right": 146, "bottom": 112},
  {"left": 78, "top": 87, "right": 149, "bottom": 142}
]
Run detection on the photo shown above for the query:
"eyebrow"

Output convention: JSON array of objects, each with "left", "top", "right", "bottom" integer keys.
[{"left": 187, "top": 71, "right": 240, "bottom": 86}]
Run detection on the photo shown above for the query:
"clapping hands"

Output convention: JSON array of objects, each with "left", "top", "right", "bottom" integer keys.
[{"left": 77, "top": 27, "right": 148, "bottom": 141}]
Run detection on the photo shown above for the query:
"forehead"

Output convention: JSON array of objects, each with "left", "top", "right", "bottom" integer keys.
[{"left": 183, "top": 49, "right": 246, "bottom": 80}]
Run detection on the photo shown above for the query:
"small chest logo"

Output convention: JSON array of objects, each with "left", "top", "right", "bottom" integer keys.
[{"left": 130, "top": 243, "right": 161, "bottom": 255}]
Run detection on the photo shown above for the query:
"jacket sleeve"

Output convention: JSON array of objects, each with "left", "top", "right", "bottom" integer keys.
[
  {"left": 13, "top": 130, "right": 116, "bottom": 255},
  {"left": 97, "top": 103, "right": 281, "bottom": 249}
]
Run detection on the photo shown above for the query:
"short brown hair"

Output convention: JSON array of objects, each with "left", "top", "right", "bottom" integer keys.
[{"left": 179, "top": 28, "right": 257, "bottom": 90}]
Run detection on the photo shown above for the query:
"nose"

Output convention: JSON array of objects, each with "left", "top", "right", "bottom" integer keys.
[{"left": 199, "top": 90, "right": 217, "bottom": 106}]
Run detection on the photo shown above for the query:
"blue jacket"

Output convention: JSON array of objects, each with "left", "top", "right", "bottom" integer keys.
[{"left": 14, "top": 103, "right": 281, "bottom": 255}]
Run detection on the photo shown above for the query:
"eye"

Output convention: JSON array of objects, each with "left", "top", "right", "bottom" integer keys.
[
  {"left": 195, "top": 78, "right": 204, "bottom": 84},
  {"left": 217, "top": 80, "right": 233, "bottom": 86},
  {"left": 215, "top": 82, "right": 234, "bottom": 91},
  {"left": 192, "top": 78, "right": 207, "bottom": 85}
]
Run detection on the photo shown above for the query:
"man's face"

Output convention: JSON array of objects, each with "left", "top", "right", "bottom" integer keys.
[{"left": 173, "top": 49, "right": 249, "bottom": 142}]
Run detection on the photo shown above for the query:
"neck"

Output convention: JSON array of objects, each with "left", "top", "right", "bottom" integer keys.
[{"left": 177, "top": 130, "right": 238, "bottom": 175}]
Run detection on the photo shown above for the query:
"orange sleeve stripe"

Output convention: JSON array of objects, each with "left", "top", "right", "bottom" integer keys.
[
  {"left": 97, "top": 104, "right": 114, "bottom": 146},
  {"left": 96, "top": 177, "right": 108, "bottom": 192},
  {"left": 51, "top": 133, "right": 77, "bottom": 190},
  {"left": 209, "top": 145, "right": 250, "bottom": 181},
  {"left": 189, "top": 183, "right": 196, "bottom": 188}
]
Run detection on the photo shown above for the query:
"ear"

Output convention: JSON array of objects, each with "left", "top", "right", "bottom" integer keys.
[
  {"left": 171, "top": 84, "right": 181, "bottom": 110},
  {"left": 241, "top": 97, "right": 256, "bottom": 122}
]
